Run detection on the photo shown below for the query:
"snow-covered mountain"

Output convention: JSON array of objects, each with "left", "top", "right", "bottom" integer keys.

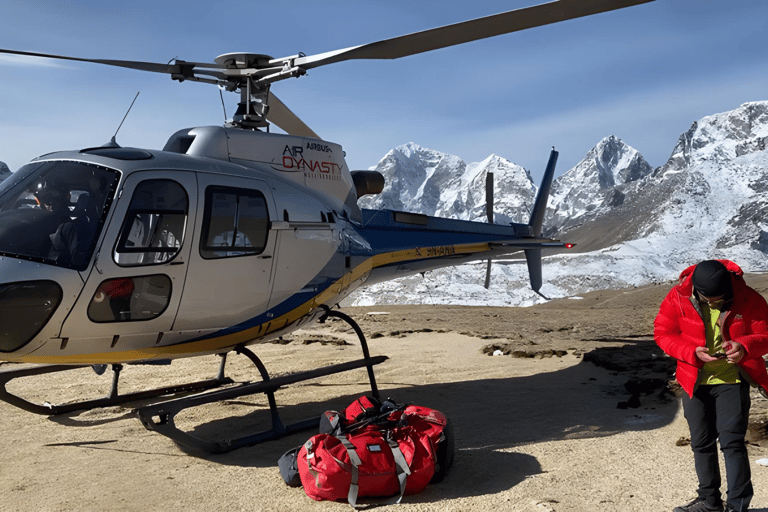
[
  {"left": 547, "top": 102, "right": 768, "bottom": 255},
  {"left": 345, "top": 101, "right": 768, "bottom": 307},
  {"left": 358, "top": 143, "right": 536, "bottom": 225},
  {"left": 542, "top": 135, "right": 653, "bottom": 249}
]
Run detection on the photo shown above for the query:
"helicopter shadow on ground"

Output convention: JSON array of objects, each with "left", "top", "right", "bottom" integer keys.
[
  {"left": 179, "top": 340, "right": 678, "bottom": 500},
  {"left": 48, "top": 409, "right": 137, "bottom": 427}
]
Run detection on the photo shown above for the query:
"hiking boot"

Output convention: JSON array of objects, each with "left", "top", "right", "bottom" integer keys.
[{"left": 673, "top": 497, "right": 723, "bottom": 512}]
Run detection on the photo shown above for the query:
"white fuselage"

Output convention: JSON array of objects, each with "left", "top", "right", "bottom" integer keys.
[{"left": 0, "top": 128, "right": 369, "bottom": 364}]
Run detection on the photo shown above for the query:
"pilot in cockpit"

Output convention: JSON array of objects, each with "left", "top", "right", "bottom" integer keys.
[{"left": 34, "top": 181, "right": 69, "bottom": 217}]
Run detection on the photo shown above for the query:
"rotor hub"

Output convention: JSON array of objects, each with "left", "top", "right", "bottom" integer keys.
[{"left": 214, "top": 53, "right": 274, "bottom": 69}]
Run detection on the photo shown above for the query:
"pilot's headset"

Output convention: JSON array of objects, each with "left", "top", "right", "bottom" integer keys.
[{"left": 34, "top": 180, "right": 65, "bottom": 212}]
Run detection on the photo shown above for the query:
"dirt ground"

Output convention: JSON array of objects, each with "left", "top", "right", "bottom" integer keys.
[{"left": 3, "top": 275, "right": 768, "bottom": 511}]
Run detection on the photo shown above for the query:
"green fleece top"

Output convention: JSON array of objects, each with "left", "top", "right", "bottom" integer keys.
[{"left": 698, "top": 302, "right": 741, "bottom": 385}]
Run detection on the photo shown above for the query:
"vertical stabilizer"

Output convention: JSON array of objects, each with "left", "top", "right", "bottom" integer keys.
[
  {"left": 525, "top": 248, "right": 543, "bottom": 293},
  {"left": 525, "top": 148, "right": 558, "bottom": 295},
  {"left": 528, "top": 148, "right": 558, "bottom": 236}
]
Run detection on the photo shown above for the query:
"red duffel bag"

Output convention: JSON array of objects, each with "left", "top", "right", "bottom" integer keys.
[
  {"left": 295, "top": 396, "right": 453, "bottom": 506},
  {"left": 298, "top": 425, "right": 417, "bottom": 506},
  {"left": 396, "top": 405, "right": 454, "bottom": 484},
  {"left": 343, "top": 397, "right": 454, "bottom": 483}
]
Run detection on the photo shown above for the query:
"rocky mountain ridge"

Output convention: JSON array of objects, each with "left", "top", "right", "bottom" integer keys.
[{"left": 347, "top": 101, "right": 768, "bottom": 306}]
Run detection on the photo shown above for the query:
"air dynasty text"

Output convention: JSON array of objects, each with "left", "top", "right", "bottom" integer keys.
[{"left": 281, "top": 145, "right": 342, "bottom": 181}]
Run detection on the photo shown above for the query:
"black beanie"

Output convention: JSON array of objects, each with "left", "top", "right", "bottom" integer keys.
[{"left": 692, "top": 260, "right": 731, "bottom": 297}]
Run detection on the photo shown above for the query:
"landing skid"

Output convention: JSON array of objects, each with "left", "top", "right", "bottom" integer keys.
[
  {"left": 0, "top": 358, "right": 233, "bottom": 416},
  {"left": 136, "top": 309, "right": 387, "bottom": 453},
  {"left": 0, "top": 309, "right": 387, "bottom": 454}
]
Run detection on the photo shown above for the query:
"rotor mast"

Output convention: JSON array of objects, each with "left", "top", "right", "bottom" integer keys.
[
  {"left": 208, "top": 53, "right": 301, "bottom": 130},
  {"left": 234, "top": 75, "right": 270, "bottom": 130}
]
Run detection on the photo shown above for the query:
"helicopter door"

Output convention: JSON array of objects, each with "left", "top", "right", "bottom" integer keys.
[
  {"left": 59, "top": 171, "right": 197, "bottom": 353},
  {"left": 172, "top": 174, "right": 276, "bottom": 334}
]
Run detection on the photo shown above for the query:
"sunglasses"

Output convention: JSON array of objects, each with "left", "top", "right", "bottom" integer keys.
[{"left": 697, "top": 291, "right": 725, "bottom": 306}]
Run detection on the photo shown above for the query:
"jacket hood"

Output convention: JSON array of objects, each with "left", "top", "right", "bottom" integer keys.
[{"left": 677, "top": 259, "right": 744, "bottom": 296}]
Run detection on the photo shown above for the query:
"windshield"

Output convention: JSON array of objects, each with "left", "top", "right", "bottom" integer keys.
[{"left": 0, "top": 161, "right": 120, "bottom": 271}]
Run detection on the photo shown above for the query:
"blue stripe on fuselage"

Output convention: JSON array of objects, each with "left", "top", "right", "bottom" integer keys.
[{"left": 172, "top": 208, "right": 533, "bottom": 347}]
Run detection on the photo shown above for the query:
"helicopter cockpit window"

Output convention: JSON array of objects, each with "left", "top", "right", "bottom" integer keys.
[
  {"left": 114, "top": 179, "right": 188, "bottom": 266},
  {"left": 200, "top": 186, "right": 269, "bottom": 259},
  {"left": 0, "top": 161, "right": 119, "bottom": 271}
]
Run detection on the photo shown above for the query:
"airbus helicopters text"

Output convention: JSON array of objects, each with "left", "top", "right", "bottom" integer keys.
[{"left": 0, "top": 0, "right": 654, "bottom": 452}]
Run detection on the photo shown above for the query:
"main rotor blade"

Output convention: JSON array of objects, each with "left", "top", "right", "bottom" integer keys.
[
  {"left": 267, "top": 92, "right": 320, "bottom": 139},
  {"left": 293, "top": 0, "right": 654, "bottom": 70},
  {"left": 0, "top": 48, "right": 225, "bottom": 79}
]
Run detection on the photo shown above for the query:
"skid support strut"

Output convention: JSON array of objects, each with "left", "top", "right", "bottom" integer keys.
[{"left": 136, "top": 311, "right": 386, "bottom": 453}]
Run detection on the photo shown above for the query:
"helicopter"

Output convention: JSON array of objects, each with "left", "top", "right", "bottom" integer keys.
[{"left": 0, "top": 0, "right": 653, "bottom": 453}]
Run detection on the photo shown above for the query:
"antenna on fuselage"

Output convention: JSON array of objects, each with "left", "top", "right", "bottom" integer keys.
[{"left": 104, "top": 91, "right": 140, "bottom": 148}]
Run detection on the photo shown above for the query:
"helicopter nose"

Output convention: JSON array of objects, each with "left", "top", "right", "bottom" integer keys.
[{"left": 0, "top": 280, "right": 62, "bottom": 354}]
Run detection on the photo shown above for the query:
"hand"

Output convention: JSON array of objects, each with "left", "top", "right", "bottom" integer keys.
[
  {"left": 723, "top": 340, "right": 745, "bottom": 364},
  {"left": 695, "top": 346, "right": 721, "bottom": 363}
]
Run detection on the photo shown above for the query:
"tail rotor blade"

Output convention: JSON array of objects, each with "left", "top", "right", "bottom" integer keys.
[
  {"left": 484, "top": 260, "right": 493, "bottom": 289},
  {"left": 485, "top": 171, "right": 494, "bottom": 224},
  {"left": 484, "top": 171, "right": 494, "bottom": 289}
]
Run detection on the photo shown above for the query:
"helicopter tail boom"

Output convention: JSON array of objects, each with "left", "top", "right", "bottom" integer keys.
[{"left": 357, "top": 212, "right": 567, "bottom": 289}]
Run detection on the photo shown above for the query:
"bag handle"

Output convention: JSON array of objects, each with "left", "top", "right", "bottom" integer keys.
[{"left": 338, "top": 434, "right": 411, "bottom": 508}]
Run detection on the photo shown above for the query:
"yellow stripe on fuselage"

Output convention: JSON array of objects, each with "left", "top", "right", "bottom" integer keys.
[{"left": 19, "top": 241, "right": 490, "bottom": 364}]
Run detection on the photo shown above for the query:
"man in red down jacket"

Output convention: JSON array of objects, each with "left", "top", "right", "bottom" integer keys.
[{"left": 655, "top": 260, "right": 768, "bottom": 512}]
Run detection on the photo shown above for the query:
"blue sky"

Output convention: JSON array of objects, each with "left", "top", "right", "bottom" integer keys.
[{"left": 1, "top": 0, "right": 766, "bottom": 181}]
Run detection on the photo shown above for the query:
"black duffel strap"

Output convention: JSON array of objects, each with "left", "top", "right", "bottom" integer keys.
[{"left": 339, "top": 434, "right": 410, "bottom": 509}]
